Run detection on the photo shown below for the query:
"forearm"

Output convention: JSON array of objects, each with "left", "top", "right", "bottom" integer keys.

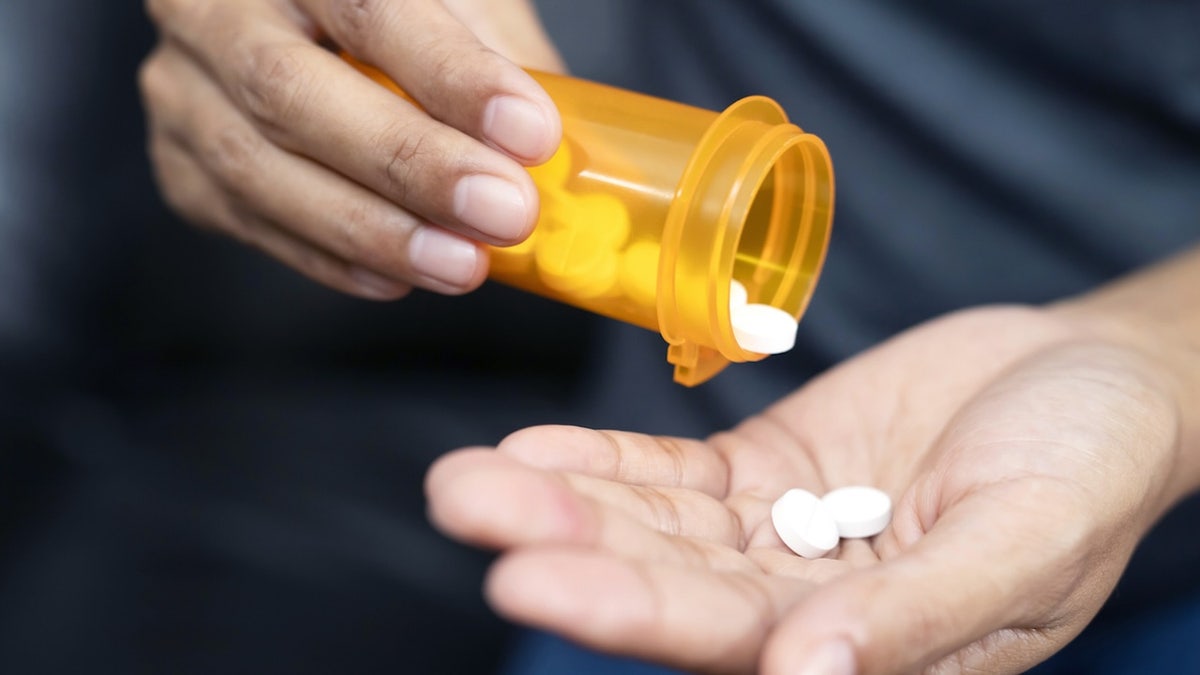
[{"left": 1052, "top": 242, "right": 1200, "bottom": 507}]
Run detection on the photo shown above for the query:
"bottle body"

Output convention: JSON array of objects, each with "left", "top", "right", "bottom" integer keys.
[
  {"left": 351, "top": 60, "right": 834, "bottom": 386},
  {"left": 491, "top": 73, "right": 711, "bottom": 333}
]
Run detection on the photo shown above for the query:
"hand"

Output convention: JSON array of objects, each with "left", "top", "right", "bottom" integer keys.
[
  {"left": 139, "top": 0, "right": 564, "bottom": 299},
  {"left": 426, "top": 305, "right": 1189, "bottom": 674}
]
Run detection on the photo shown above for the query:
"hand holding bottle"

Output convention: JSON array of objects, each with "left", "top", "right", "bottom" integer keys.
[{"left": 140, "top": 0, "right": 564, "bottom": 298}]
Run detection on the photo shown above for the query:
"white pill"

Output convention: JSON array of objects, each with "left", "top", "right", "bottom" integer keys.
[
  {"left": 821, "top": 486, "right": 893, "bottom": 539},
  {"left": 770, "top": 488, "right": 839, "bottom": 559},
  {"left": 729, "top": 279, "right": 748, "bottom": 309},
  {"left": 732, "top": 303, "right": 798, "bottom": 354}
]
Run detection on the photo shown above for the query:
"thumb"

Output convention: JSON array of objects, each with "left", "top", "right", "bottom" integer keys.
[{"left": 760, "top": 494, "right": 1082, "bottom": 675}]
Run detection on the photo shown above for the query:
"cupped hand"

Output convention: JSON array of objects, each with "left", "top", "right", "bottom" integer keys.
[
  {"left": 139, "top": 0, "right": 564, "bottom": 299},
  {"left": 426, "top": 305, "right": 1187, "bottom": 674}
]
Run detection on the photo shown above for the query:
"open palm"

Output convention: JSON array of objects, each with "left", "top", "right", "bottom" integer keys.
[{"left": 426, "top": 305, "right": 1182, "bottom": 674}]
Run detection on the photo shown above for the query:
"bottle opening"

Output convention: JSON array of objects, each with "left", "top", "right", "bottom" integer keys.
[
  {"left": 659, "top": 96, "right": 834, "bottom": 385},
  {"left": 734, "top": 134, "right": 833, "bottom": 319}
]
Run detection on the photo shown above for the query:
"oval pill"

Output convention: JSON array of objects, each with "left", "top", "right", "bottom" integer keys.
[
  {"left": 731, "top": 303, "right": 798, "bottom": 354},
  {"left": 820, "top": 486, "right": 893, "bottom": 539},
  {"left": 770, "top": 488, "right": 839, "bottom": 559},
  {"left": 535, "top": 218, "right": 619, "bottom": 296},
  {"left": 575, "top": 193, "right": 631, "bottom": 248}
]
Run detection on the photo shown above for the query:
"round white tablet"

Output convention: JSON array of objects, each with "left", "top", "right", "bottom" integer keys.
[
  {"left": 731, "top": 303, "right": 798, "bottom": 354},
  {"left": 729, "top": 279, "right": 748, "bottom": 309},
  {"left": 770, "top": 488, "right": 839, "bottom": 559},
  {"left": 821, "top": 486, "right": 893, "bottom": 539}
]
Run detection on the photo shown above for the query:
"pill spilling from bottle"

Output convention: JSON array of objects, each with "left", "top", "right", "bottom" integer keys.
[
  {"left": 729, "top": 280, "right": 799, "bottom": 354},
  {"left": 771, "top": 486, "right": 893, "bottom": 558}
]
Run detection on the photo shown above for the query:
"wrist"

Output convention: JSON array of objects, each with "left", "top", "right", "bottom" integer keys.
[{"left": 1048, "top": 248, "right": 1200, "bottom": 509}]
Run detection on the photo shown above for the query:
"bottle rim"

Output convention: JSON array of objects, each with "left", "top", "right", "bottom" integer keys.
[{"left": 659, "top": 96, "right": 834, "bottom": 385}]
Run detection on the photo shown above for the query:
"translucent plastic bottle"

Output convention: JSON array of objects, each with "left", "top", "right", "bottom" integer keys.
[{"left": 350, "top": 58, "right": 834, "bottom": 386}]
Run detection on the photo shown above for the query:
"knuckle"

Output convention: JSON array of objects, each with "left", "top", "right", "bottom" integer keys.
[
  {"left": 424, "top": 41, "right": 488, "bottom": 92},
  {"left": 337, "top": 202, "right": 399, "bottom": 269},
  {"left": 380, "top": 123, "right": 436, "bottom": 204},
  {"left": 325, "top": 0, "right": 388, "bottom": 54},
  {"left": 436, "top": 39, "right": 507, "bottom": 97},
  {"left": 201, "top": 123, "right": 263, "bottom": 193},
  {"left": 333, "top": 202, "right": 369, "bottom": 253},
  {"left": 234, "top": 41, "right": 313, "bottom": 133}
]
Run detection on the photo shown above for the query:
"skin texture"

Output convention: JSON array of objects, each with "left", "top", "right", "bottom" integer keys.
[
  {"left": 140, "top": 0, "right": 564, "bottom": 299},
  {"left": 427, "top": 246, "right": 1200, "bottom": 674}
]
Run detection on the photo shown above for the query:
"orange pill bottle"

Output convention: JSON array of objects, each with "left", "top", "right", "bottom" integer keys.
[{"left": 350, "top": 58, "right": 834, "bottom": 386}]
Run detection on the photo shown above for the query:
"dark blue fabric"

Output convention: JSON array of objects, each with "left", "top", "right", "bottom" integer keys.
[
  {"left": 1033, "top": 592, "right": 1200, "bottom": 674},
  {"left": 501, "top": 631, "right": 682, "bottom": 675}
]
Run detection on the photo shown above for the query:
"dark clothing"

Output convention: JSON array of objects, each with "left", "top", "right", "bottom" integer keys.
[{"left": 1, "top": 1, "right": 1197, "bottom": 673}]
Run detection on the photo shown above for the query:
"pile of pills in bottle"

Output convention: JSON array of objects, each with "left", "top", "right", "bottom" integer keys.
[
  {"left": 495, "top": 139, "right": 641, "bottom": 299},
  {"left": 770, "top": 486, "right": 893, "bottom": 559}
]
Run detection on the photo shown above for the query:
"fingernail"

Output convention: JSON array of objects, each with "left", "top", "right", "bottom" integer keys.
[
  {"left": 454, "top": 174, "right": 530, "bottom": 242},
  {"left": 409, "top": 227, "right": 481, "bottom": 288},
  {"left": 483, "top": 95, "right": 554, "bottom": 161},
  {"left": 795, "top": 640, "right": 856, "bottom": 675},
  {"left": 349, "top": 266, "right": 405, "bottom": 299}
]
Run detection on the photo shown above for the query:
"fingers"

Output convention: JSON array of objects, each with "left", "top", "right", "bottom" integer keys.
[
  {"left": 487, "top": 549, "right": 810, "bottom": 674},
  {"left": 425, "top": 449, "right": 752, "bottom": 570},
  {"left": 759, "top": 489, "right": 1085, "bottom": 675},
  {"left": 147, "top": 131, "right": 405, "bottom": 298},
  {"left": 296, "top": 0, "right": 561, "bottom": 162},
  {"left": 141, "top": 40, "right": 491, "bottom": 294},
  {"left": 147, "top": 0, "right": 555, "bottom": 276},
  {"left": 496, "top": 425, "right": 732, "bottom": 497}
]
